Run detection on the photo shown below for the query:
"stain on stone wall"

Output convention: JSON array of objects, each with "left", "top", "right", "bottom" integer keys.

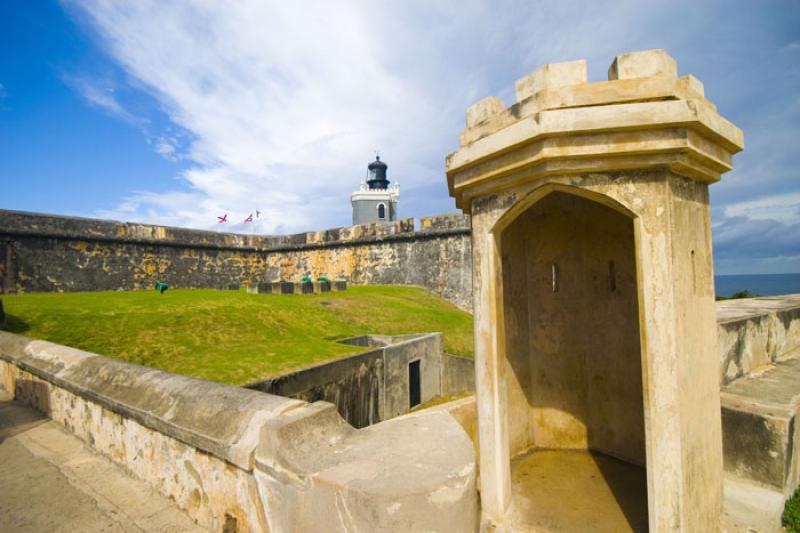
[{"left": 0, "top": 210, "right": 473, "bottom": 309}]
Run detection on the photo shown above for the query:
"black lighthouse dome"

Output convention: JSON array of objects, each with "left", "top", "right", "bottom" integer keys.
[{"left": 367, "top": 155, "right": 390, "bottom": 190}]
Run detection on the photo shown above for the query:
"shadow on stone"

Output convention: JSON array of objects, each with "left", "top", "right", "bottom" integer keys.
[{"left": 0, "top": 392, "right": 49, "bottom": 444}]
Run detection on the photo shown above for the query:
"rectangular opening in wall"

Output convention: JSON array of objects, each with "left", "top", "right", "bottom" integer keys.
[{"left": 409, "top": 359, "right": 421, "bottom": 408}]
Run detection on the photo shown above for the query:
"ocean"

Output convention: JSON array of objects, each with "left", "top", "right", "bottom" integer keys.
[{"left": 714, "top": 273, "right": 800, "bottom": 297}]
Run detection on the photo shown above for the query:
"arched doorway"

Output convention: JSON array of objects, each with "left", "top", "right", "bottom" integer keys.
[{"left": 498, "top": 190, "right": 648, "bottom": 531}]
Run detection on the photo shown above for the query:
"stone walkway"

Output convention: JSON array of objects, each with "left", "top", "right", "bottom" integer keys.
[{"left": 0, "top": 390, "right": 206, "bottom": 532}]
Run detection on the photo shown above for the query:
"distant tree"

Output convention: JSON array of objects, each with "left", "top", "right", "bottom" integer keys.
[
  {"left": 715, "top": 289, "right": 760, "bottom": 301},
  {"left": 730, "top": 290, "right": 759, "bottom": 299}
]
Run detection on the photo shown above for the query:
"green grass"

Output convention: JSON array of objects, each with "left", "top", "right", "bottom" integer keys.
[
  {"left": 1, "top": 286, "right": 474, "bottom": 386},
  {"left": 785, "top": 488, "right": 800, "bottom": 532}
]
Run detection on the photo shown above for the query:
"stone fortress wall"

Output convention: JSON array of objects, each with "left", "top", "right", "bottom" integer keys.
[
  {"left": 0, "top": 331, "right": 478, "bottom": 532},
  {"left": 1, "top": 297, "right": 798, "bottom": 532},
  {"left": 0, "top": 209, "right": 473, "bottom": 310}
]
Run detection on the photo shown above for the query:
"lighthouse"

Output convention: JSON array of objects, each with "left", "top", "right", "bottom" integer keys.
[{"left": 350, "top": 155, "right": 400, "bottom": 225}]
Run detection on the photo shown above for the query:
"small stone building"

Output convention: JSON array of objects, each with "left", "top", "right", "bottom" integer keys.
[
  {"left": 351, "top": 155, "right": 400, "bottom": 225},
  {"left": 447, "top": 49, "right": 743, "bottom": 531}
]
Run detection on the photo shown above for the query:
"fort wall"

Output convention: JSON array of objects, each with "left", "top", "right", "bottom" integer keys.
[
  {"left": 0, "top": 210, "right": 473, "bottom": 310},
  {"left": 0, "top": 330, "right": 478, "bottom": 532}
]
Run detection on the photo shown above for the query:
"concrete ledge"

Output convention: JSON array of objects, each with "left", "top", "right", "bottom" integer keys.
[
  {"left": 717, "top": 295, "right": 800, "bottom": 383},
  {"left": 0, "top": 330, "right": 478, "bottom": 531},
  {"left": 721, "top": 351, "right": 800, "bottom": 492},
  {"left": 724, "top": 474, "right": 785, "bottom": 533},
  {"left": 255, "top": 403, "right": 478, "bottom": 532},
  {"left": 0, "top": 331, "right": 302, "bottom": 470}
]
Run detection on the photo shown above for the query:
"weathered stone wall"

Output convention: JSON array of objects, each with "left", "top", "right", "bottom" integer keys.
[
  {"left": 442, "top": 353, "right": 476, "bottom": 395},
  {"left": 716, "top": 295, "right": 800, "bottom": 384},
  {"left": 0, "top": 331, "right": 478, "bottom": 532},
  {"left": 246, "top": 333, "right": 446, "bottom": 428},
  {"left": 0, "top": 210, "right": 473, "bottom": 310}
]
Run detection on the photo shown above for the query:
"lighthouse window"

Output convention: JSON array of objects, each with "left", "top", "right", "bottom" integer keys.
[{"left": 378, "top": 203, "right": 386, "bottom": 219}]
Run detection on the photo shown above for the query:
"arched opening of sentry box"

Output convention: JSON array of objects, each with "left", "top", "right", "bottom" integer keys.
[{"left": 499, "top": 190, "right": 648, "bottom": 531}]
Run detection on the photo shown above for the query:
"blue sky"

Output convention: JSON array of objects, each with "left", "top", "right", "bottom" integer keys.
[{"left": 1, "top": 1, "right": 798, "bottom": 274}]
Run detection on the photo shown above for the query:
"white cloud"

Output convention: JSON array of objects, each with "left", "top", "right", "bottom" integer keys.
[
  {"left": 725, "top": 192, "right": 800, "bottom": 225},
  {"left": 64, "top": 1, "right": 447, "bottom": 233},
  {"left": 60, "top": 0, "right": 800, "bottom": 280},
  {"left": 62, "top": 0, "right": 662, "bottom": 233},
  {"left": 63, "top": 74, "right": 140, "bottom": 124}
]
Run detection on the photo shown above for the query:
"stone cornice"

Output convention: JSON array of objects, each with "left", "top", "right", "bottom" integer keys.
[{"left": 446, "top": 50, "right": 744, "bottom": 210}]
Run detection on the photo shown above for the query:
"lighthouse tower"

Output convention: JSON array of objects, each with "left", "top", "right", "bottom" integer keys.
[{"left": 350, "top": 155, "right": 400, "bottom": 225}]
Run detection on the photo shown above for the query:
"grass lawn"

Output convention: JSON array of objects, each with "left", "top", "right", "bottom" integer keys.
[{"left": 1, "top": 285, "right": 473, "bottom": 386}]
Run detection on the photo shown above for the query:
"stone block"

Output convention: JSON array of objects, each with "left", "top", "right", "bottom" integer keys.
[
  {"left": 246, "top": 281, "right": 277, "bottom": 294},
  {"left": 466, "top": 96, "right": 506, "bottom": 128},
  {"left": 681, "top": 74, "right": 705, "bottom": 97},
  {"left": 314, "top": 280, "right": 331, "bottom": 293},
  {"left": 420, "top": 213, "right": 471, "bottom": 232},
  {"left": 608, "top": 49, "right": 677, "bottom": 80},
  {"left": 721, "top": 355, "right": 800, "bottom": 493},
  {"left": 297, "top": 281, "right": 314, "bottom": 294},
  {"left": 515, "top": 59, "right": 587, "bottom": 102},
  {"left": 279, "top": 281, "right": 295, "bottom": 294}
]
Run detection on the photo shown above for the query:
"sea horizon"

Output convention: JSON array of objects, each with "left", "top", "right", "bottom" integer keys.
[{"left": 714, "top": 273, "right": 800, "bottom": 297}]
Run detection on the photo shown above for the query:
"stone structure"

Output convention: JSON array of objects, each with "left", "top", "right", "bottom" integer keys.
[
  {"left": 351, "top": 155, "right": 400, "bottom": 225},
  {"left": 246, "top": 279, "right": 345, "bottom": 295},
  {"left": 0, "top": 210, "right": 472, "bottom": 310},
  {"left": 446, "top": 50, "right": 744, "bottom": 530},
  {"left": 247, "top": 333, "right": 473, "bottom": 428},
  {"left": 0, "top": 330, "right": 478, "bottom": 532},
  {"left": 2, "top": 292, "right": 797, "bottom": 531}
]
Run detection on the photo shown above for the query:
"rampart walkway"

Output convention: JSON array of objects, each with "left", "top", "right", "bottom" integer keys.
[{"left": 0, "top": 390, "right": 205, "bottom": 532}]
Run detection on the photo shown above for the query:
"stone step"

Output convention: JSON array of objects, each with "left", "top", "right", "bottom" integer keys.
[
  {"left": 723, "top": 474, "right": 786, "bottom": 533},
  {"left": 721, "top": 350, "right": 800, "bottom": 496}
]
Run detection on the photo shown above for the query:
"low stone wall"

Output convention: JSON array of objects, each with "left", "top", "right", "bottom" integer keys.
[
  {"left": 0, "top": 210, "right": 473, "bottom": 310},
  {"left": 442, "top": 353, "right": 476, "bottom": 395},
  {"left": 246, "top": 333, "right": 447, "bottom": 427},
  {"left": 0, "top": 331, "right": 478, "bottom": 532},
  {"left": 717, "top": 295, "right": 800, "bottom": 384}
]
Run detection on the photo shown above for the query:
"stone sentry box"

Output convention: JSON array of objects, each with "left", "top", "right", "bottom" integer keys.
[{"left": 446, "top": 50, "right": 743, "bottom": 530}]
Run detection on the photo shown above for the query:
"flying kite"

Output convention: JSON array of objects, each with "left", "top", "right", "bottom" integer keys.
[
  {"left": 244, "top": 213, "right": 254, "bottom": 223},
  {"left": 256, "top": 210, "right": 261, "bottom": 218},
  {"left": 217, "top": 213, "right": 228, "bottom": 223}
]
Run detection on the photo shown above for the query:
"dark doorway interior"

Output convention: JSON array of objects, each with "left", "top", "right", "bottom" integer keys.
[{"left": 409, "top": 359, "right": 421, "bottom": 408}]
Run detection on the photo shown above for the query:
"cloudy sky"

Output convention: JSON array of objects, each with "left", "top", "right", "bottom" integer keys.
[{"left": 1, "top": 1, "right": 798, "bottom": 274}]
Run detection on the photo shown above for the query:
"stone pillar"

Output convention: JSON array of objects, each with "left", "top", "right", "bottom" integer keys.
[{"left": 446, "top": 50, "right": 743, "bottom": 531}]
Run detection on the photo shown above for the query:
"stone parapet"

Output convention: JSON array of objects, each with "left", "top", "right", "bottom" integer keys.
[
  {"left": 0, "top": 331, "right": 478, "bottom": 532},
  {"left": 420, "top": 213, "right": 471, "bottom": 232},
  {"left": 0, "top": 210, "right": 471, "bottom": 253},
  {"left": 0, "top": 210, "right": 473, "bottom": 310},
  {"left": 717, "top": 295, "right": 800, "bottom": 384},
  {"left": 246, "top": 333, "right": 446, "bottom": 428}
]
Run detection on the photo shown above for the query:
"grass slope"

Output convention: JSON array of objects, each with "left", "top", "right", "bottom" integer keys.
[{"left": 1, "top": 286, "right": 473, "bottom": 386}]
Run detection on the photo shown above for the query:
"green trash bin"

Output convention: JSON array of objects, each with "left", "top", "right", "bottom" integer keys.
[{"left": 155, "top": 281, "right": 169, "bottom": 294}]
